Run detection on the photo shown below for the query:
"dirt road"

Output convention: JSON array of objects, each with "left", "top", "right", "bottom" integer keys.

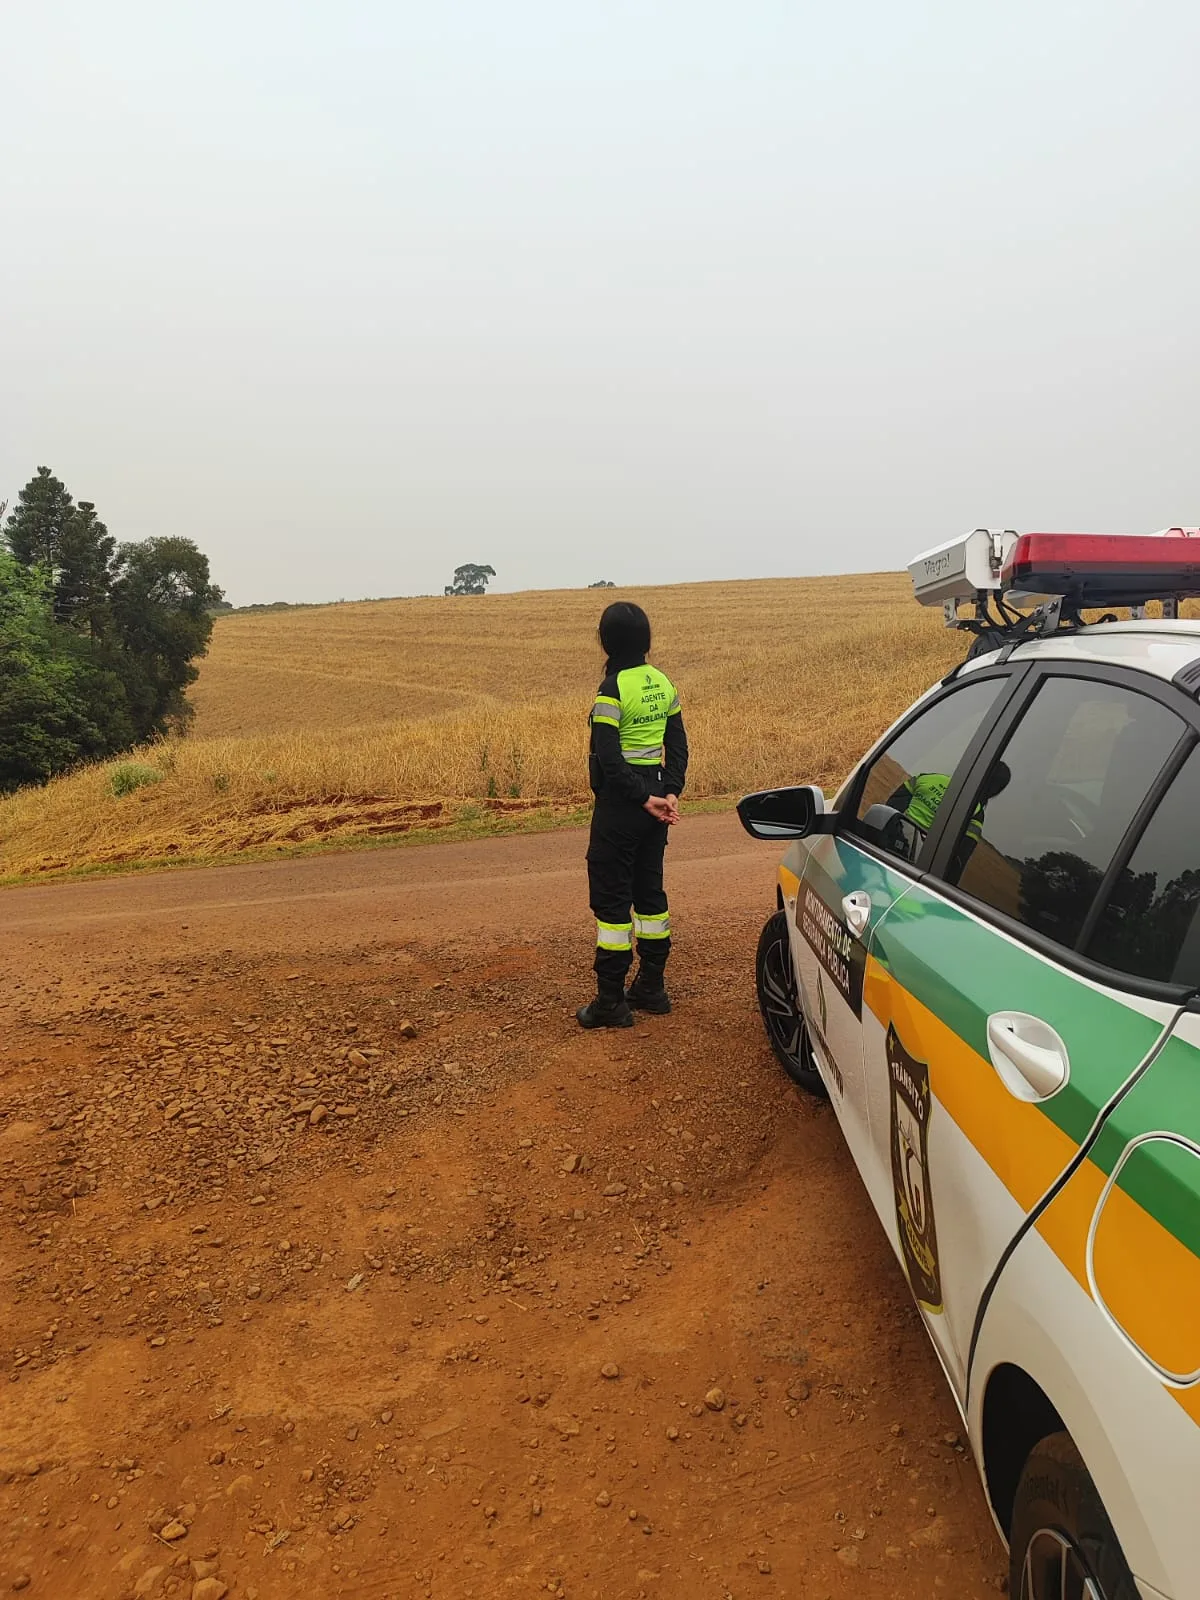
[{"left": 0, "top": 817, "right": 1005, "bottom": 1599}]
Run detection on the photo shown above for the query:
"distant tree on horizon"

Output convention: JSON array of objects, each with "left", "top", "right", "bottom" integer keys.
[
  {"left": 444, "top": 563, "right": 496, "bottom": 596},
  {"left": 588, "top": 579, "right": 616, "bottom": 588}
]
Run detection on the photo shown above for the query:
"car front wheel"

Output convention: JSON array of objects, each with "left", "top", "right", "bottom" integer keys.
[
  {"left": 755, "top": 910, "right": 826, "bottom": 1098},
  {"left": 1009, "top": 1432, "right": 1139, "bottom": 1600}
]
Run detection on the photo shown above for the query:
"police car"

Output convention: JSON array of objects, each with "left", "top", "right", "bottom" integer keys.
[{"left": 738, "top": 528, "right": 1200, "bottom": 1600}]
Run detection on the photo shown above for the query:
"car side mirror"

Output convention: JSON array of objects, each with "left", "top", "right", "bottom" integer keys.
[
  {"left": 737, "top": 785, "right": 829, "bottom": 841},
  {"left": 859, "top": 802, "right": 920, "bottom": 860}
]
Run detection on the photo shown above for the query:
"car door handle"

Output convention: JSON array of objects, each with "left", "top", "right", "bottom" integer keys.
[
  {"left": 986, "top": 1012, "right": 1069, "bottom": 1101},
  {"left": 841, "top": 891, "right": 871, "bottom": 938}
]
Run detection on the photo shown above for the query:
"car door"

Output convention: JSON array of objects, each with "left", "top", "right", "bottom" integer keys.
[
  {"left": 865, "top": 667, "right": 1192, "bottom": 1398},
  {"left": 969, "top": 740, "right": 1200, "bottom": 1598},
  {"left": 789, "top": 672, "right": 1012, "bottom": 1217}
]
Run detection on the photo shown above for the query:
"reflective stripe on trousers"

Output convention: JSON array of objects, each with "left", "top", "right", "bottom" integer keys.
[
  {"left": 596, "top": 920, "right": 633, "bottom": 951},
  {"left": 634, "top": 911, "right": 671, "bottom": 940}
]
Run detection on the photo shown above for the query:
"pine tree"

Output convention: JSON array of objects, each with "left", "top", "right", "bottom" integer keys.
[
  {"left": 3, "top": 468, "right": 115, "bottom": 633},
  {"left": 4, "top": 466, "right": 75, "bottom": 571}
]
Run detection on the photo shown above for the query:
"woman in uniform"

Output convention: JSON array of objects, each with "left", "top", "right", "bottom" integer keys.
[{"left": 578, "top": 601, "right": 689, "bottom": 1029}]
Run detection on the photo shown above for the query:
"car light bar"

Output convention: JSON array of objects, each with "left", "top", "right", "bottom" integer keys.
[{"left": 1002, "top": 532, "right": 1200, "bottom": 609}]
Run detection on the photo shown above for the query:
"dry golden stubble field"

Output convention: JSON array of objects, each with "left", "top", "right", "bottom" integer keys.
[{"left": 0, "top": 573, "right": 964, "bottom": 879}]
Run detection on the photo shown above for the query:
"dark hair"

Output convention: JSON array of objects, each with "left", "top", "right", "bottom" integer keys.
[
  {"left": 598, "top": 601, "right": 651, "bottom": 669},
  {"left": 982, "top": 759, "right": 1011, "bottom": 802}
]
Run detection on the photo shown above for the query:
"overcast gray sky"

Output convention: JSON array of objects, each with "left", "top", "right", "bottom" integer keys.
[{"left": 3, "top": 1, "right": 1198, "bottom": 604}]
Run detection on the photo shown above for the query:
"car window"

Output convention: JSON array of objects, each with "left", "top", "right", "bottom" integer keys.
[
  {"left": 1087, "top": 744, "right": 1200, "bottom": 984},
  {"left": 849, "top": 678, "right": 1006, "bottom": 863},
  {"left": 945, "top": 677, "right": 1185, "bottom": 950}
]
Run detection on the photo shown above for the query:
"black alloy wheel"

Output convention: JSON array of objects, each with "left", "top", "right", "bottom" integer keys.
[
  {"left": 1010, "top": 1433, "right": 1140, "bottom": 1600},
  {"left": 755, "top": 910, "right": 826, "bottom": 1098}
]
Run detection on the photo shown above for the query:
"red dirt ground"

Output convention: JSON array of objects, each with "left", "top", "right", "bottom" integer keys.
[{"left": 0, "top": 816, "right": 1005, "bottom": 1599}]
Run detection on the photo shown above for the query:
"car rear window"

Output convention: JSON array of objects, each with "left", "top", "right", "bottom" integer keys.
[
  {"left": 1087, "top": 744, "right": 1200, "bottom": 985},
  {"left": 944, "top": 677, "right": 1185, "bottom": 950}
]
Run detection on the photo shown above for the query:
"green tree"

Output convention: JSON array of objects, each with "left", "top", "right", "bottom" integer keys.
[
  {"left": 0, "top": 552, "right": 131, "bottom": 792},
  {"left": 444, "top": 563, "right": 496, "bottom": 596},
  {"left": 56, "top": 500, "right": 116, "bottom": 635},
  {"left": 109, "top": 536, "right": 223, "bottom": 737},
  {"left": 1, "top": 467, "right": 224, "bottom": 789},
  {"left": 3, "top": 468, "right": 115, "bottom": 632},
  {"left": 3, "top": 466, "right": 74, "bottom": 570}
]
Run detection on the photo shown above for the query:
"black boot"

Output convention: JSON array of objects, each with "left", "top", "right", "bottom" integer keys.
[
  {"left": 626, "top": 967, "right": 671, "bottom": 1014},
  {"left": 576, "top": 987, "right": 635, "bottom": 1029}
]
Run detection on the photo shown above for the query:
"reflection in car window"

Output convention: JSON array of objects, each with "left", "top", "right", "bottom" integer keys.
[
  {"left": 947, "top": 678, "right": 1184, "bottom": 949},
  {"left": 851, "top": 679, "right": 1005, "bottom": 862},
  {"left": 1088, "top": 745, "right": 1200, "bottom": 984}
]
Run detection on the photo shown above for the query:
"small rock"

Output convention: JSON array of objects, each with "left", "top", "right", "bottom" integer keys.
[
  {"left": 836, "top": 1546, "right": 860, "bottom": 1568},
  {"left": 561, "top": 1155, "right": 580, "bottom": 1174},
  {"left": 600, "top": 1363, "right": 620, "bottom": 1381},
  {"left": 379, "top": 1410, "right": 393, "bottom": 1425},
  {"left": 602, "top": 1183, "right": 627, "bottom": 1197},
  {"left": 399, "top": 1020, "right": 419, "bottom": 1040},
  {"left": 757, "top": 1558, "right": 772, "bottom": 1575},
  {"left": 665, "top": 1426, "right": 679, "bottom": 1441},
  {"left": 309, "top": 1106, "right": 328, "bottom": 1127},
  {"left": 160, "top": 1520, "right": 188, "bottom": 1541},
  {"left": 148, "top": 1506, "right": 173, "bottom": 1533},
  {"left": 345, "top": 1426, "right": 358, "bottom": 1442},
  {"left": 148, "top": 1335, "right": 166, "bottom": 1348},
  {"left": 345, "top": 1273, "right": 364, "bottom": 1293},
  {"left": 12, "top": 1578, "right": 31, "bottom": 1593},
  {"left": 208, "top": 1451, "right": 225, "bottom": 1466},
  {"left": 786, "top": 1381, "right": 811, "bottom": 1403},
  {"left": 347, "top": 1049, "right": 368, "bottom": 1067},
  {"left": 532, "top": 1499, "right": 542, "bottom": 1516},
  {"left": 704, "top": 1387, "right": 726, "bottom": 1412},
  {"left": 191, "top": 1580, "right": 228, "bottom": 1600},
  {"left": 191, "top": 1559, "right": 219, "bottom": 1579},
  {"left": 595, "top": 1490, "right": 612, "bottom": 1507}
]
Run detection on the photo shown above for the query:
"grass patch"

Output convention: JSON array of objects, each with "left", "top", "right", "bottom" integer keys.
[
  {"left": 0, "top": 798, "right": 597, "bottom": 888},
  {"left": 108, "top": 763, "right": 164, "bottom": 798}
]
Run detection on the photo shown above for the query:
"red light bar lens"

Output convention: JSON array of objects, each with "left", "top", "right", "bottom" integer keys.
[{"left": 1002, "top": 533, "right": 1200, "bottom": 608}]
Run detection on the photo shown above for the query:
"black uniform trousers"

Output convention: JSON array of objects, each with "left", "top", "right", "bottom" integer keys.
[{"left": 586, "top": 796, "right": 671, "bottom": 993}]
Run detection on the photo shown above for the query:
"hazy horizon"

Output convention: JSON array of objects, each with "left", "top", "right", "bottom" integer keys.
[{"left": 4, "top": 1, "right": 1199, "bottom": 606}]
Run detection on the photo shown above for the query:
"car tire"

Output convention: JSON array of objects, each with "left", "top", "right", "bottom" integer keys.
[
  {"left": 1009, "top": 1431, "right": 1140, "bottom": 1600},
  {"left": 755, "top": 911, "right": 827, "bottom": 1098}
]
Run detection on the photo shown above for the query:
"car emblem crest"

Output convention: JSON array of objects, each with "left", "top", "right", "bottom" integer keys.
[{"left": 886, "top": 1023, "right": 942, "bottom": 1313}]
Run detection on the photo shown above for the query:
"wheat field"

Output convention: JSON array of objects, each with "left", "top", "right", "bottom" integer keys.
[{"left": 0, "top": 574, "right": 964, "bottom": 879}]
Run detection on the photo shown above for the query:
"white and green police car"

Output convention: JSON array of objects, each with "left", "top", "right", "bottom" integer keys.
[{"left": 739, "top": 528, "right": 1200, "bottom": 1600}]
